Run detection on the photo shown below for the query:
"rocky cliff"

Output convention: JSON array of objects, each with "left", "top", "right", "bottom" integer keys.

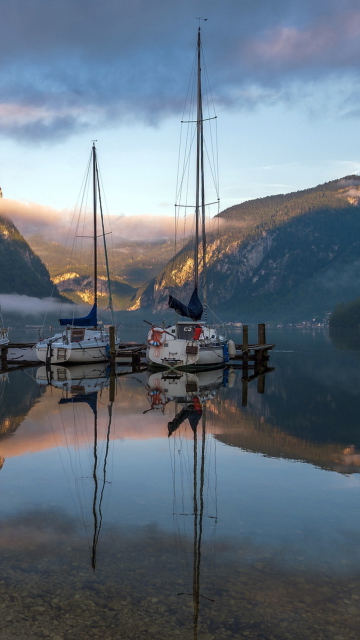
[
  {"left": 132, "top": 175, "right": 360, "bottom": 321},
  {"left": 0, "top": 215, "right": 60, "bottom": 298}
]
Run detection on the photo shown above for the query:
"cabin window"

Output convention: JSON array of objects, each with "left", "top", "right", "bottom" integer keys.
[
  {"left": 178, "top": 325, "right": 196, "bottom": 340},
  {"left": 71, "top": 328, "right": 85, "bottom": 342}
]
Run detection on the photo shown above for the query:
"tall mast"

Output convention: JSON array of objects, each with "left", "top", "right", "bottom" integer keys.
[
  {"left": 194, "top": 27, "right": 202, "bottom": 291},
  {"left": 195, "top": 28, "right": 207, "bottom": 317},
  {"left": 200, "top": 39, "right": 207, "bottom": 320},
  {"left": 92, "top": 143, "right": 98, "bottom": 315}
]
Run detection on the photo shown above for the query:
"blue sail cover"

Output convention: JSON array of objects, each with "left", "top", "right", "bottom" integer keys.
[
  {"left": 59, "top": 392, "right": 98, "bottom": 416},
  {"left": 59, "top": 303, "right": 97, "bottom": 327},
  {"left": 168, "top": 288, "right": 203, "bottom": 321},
  {"left": 168, "top": 405, "right": 202, "bottom": 437}
]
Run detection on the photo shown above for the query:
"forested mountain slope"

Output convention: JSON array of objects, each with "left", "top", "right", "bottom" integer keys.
[
  {"left": 0, "top": 216, "right": 60, "bottom": 298},
  {"left": 131, "top": 176, "right": 360, "bottom": 322}
]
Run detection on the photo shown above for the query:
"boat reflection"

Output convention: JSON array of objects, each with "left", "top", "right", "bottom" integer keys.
[
  {"left": 145, "top": 368, "right": 222, "bottom": 639},
  {"left": 36, "top": 362, "right": 111, "bottom": 395},
  {"left": 145, "top": 367, "right": 227, "bottom": 415},
  {"left": 36, "top": 362, "right": 114, "bottom": 570}
]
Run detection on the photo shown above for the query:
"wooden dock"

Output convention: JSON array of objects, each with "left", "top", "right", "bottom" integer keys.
[{"left": 0, "top": 323, "right": 274, "bottom": 375}]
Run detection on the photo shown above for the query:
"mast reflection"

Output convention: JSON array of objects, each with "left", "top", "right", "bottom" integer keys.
[
  {"left": 36, "top": 363, "right": 114, "bottom": 570},
  {"left": 147, "top": 368, "right": 221, "bottom": 639}
]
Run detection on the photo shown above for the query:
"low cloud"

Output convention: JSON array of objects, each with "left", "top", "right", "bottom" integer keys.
[
  {"left": 0, "top": 198, "right": 198, "bottom": 243},
  {"left": 0, "top": 294, "right": 75, "bottom": 317},
  {"left": 0, "top": 198, "right": 70, "bottom": 242}
]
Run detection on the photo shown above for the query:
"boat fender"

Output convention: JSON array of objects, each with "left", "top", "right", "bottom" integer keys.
[
  {"left": 228, "top": 339, "right": 236, "bottom": 358},
  {"left": 147, "top": 328, "right": 165, "bottom": 347},
  {"left": 228, "top": 369, "right": 236, "bottom": 388}
]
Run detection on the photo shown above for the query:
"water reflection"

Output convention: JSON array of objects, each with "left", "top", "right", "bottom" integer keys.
[
  {"left": 0, "top": 345, "right": 359, "bottom": 638},
  {"left": 147, "top": 368, "right": 223, "bottom": 639}
]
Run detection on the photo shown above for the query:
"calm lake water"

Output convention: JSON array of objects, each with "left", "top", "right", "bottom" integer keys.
[{"left": 0, "top": 328, "right": 359, "bottom": 640}]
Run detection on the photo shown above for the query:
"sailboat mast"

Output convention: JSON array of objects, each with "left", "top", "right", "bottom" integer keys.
[
  {"left": 195, "top": 28, "right": 207, "bottom": 318},
  {"left": 194, "top": 27, "right": 202, "bottom": 291},
  {"left": 92, "top": 143, "right": 98, "bottom": 315},
  {"left": 199, "top": 41, "right": 207, "bottom": 320}
]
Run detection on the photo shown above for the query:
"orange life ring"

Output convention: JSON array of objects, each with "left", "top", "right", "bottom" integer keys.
[
  {"left": 148, "top": 389, "right": 166, "bottom": 407},
  {"left": 147, "top": 328, "right": 166, "bottom": 347}
]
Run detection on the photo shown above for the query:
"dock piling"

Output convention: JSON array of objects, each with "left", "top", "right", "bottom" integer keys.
[
  {"left": 258, "top": 323, "right": 266, "bottom": 346},
  {"left": 109, "top": 326, "right": 116, "bottom": 365},
  {"left": 1, "top": 346, "right": 8, "bottom": 371}
]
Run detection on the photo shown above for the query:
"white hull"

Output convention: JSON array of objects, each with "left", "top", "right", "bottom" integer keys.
[
  {"left": 36, "top": 342, "right": 114, "bottom": 364},
  {"left": 147, "top": 322, "right": 226, "bottom": 369},
  {"left": 36, "top": 329, "right": 119, "bottom": 364},
  {"left": 8, "top": 344, "right": 38, "bottom": 362},
  {"left": 147, "top": 341, "right": 224, "bottom": 369}
]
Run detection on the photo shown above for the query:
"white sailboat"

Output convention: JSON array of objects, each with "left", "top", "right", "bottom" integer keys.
[
  {"left": 147, "top": 28, "right": 230, "bottom": 370},
  {"left": 36, "top": 143, "right": 119, "bottom": 364}
]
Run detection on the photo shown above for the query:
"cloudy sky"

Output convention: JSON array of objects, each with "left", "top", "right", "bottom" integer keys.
[{"left": 1, "top": 0, "right": 360, "bottom": 235}]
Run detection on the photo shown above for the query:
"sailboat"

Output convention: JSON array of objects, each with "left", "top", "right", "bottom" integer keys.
[
  {"left": 36, "top": 143, "right": 119, "bottom": 364},
  {"left": 147, "top": 28, "right": 229, "bottom": 370}
]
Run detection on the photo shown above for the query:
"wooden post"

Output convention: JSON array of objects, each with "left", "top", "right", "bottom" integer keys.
[
  {"left": 257, "top": 374, "right": 265, "bottom": 394},
  {"left": 243, "top": 325, "right": 249, "bottom": 351},
  {"left": 254, "top": 348, "right": 263, "bottom": 373},
  {"left": 1, "top": 346, "right": 8, "bottom": 371},
  {"left": 109, "top": 326, "right": 116, "bottom": 402},
  {"left": 109, "top": 372, "right": 115, "bottom": 403},
  {"left": 109, "top": 326, "right": 116, "bottom": 364},
  {"left": 258, "top": 323, "right": 266, "bottom": 346},
  {"left": 242, "top": 324, "right": 249, "bottom": 379},
  {"left": 242, "top": 378, "right": 248, "bottom": 407},
  {"left": 132, "top": 351, "right": 141, "bottom": 372}
]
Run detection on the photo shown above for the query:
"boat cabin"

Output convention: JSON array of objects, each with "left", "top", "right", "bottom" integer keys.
[{"left": 168, "top": 321, "right": 218, "bottom": 342}]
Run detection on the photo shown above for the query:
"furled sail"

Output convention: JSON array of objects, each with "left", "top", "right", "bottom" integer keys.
[
  {"left": 59, "top": 303, "right": 97, "bottom": 327},
  {"left": 59, "top": 392, "right": 98, "bottom": 415},
  {"left": 167, "top": 404, "right": 203, "bottom": 437},
  {"left": 168, "top": 288, "right": 203, "bottom": 321}
]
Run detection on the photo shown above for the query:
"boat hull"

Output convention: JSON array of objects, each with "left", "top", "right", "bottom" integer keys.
[
  {"left": 36, "top": 340, "right": 119, "bottom": 364},
  {"left": 147, "top": 339, "right": 225, "bottom": 371}
]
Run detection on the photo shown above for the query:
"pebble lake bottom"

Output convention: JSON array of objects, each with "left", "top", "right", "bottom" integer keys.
[{"left": 0, "top": 327, "right": 359, "bottom": 640}]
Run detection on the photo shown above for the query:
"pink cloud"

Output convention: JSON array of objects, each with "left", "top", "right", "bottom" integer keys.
[{"left": 248, "top": 10, "right": 360, "bottom": 69}]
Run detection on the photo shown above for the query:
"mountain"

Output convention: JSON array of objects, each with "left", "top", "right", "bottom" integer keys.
[
  {"left": 0, "top": 215, "right": 60, "bottom": 298},
  {"left": 28, "top": 235, "right": 181, "bottom": 288},
  {"left": 131, "top": 175, "right": 360, "bottom": 322},
  {"left": 27, "top": 235, "right": 183, "bottom": 310},
  {"left": 53, "top": 273, "right": 136, "bottom": 310}
]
